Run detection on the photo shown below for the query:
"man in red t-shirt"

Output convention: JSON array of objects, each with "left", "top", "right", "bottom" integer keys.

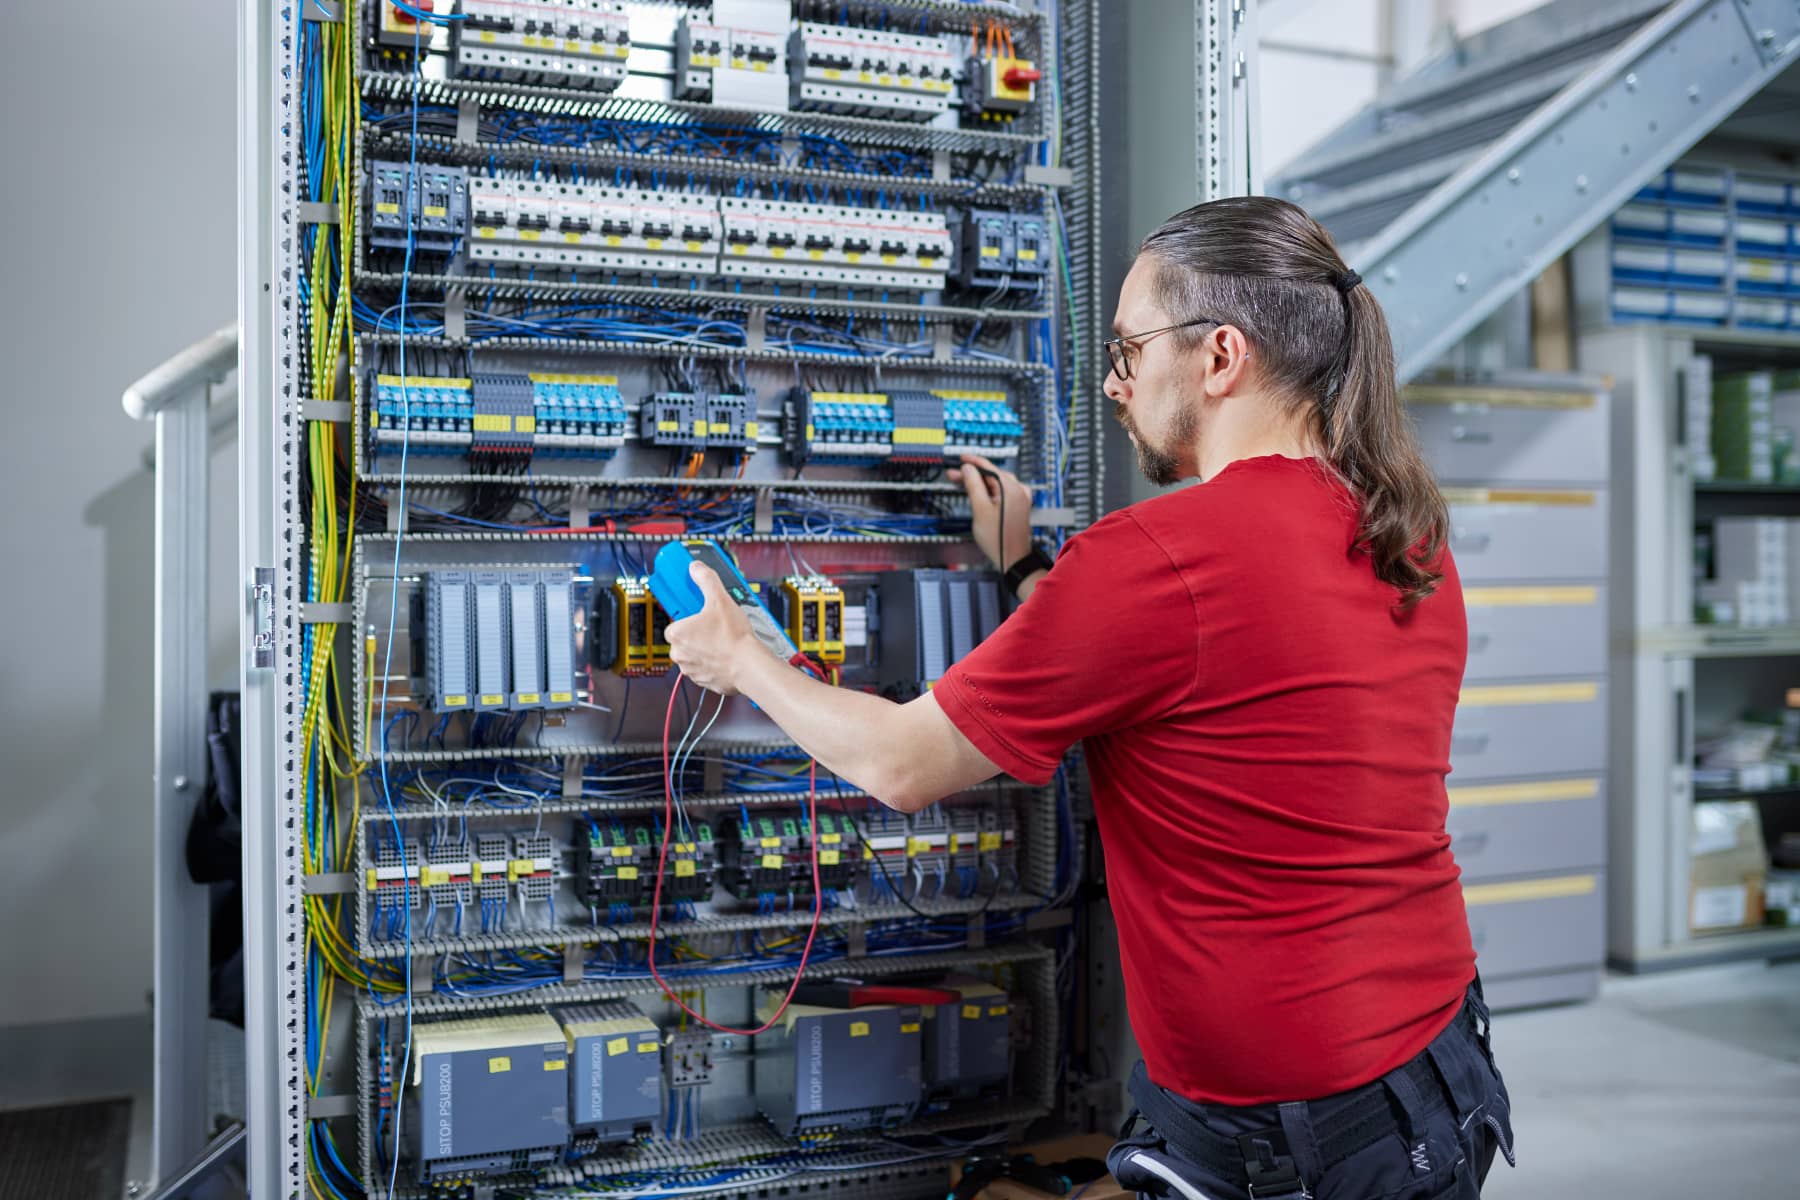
[{"left": 668, "top": 197, "right": 1515, "bottom": 1198}]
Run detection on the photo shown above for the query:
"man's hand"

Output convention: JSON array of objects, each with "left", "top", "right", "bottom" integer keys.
[
  {"left": 665, "top": 561, "right": 759, "bottom": 696},
  {"left": 946, "top": 453, "right": 1034, "bottom": 574}
]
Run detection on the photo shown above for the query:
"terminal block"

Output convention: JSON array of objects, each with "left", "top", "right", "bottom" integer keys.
[
  {"left": 606, "top": 578, "right": 672, "bottom": 676},
  {"left": 754, "top": 1000, "right": 923, "bottom": 1135},
  {"left": 980, "top": 804, "right": 1020, "bottom": 890},
  {"left": 862, "top": 809, "right": 911, "bottom": 896},
  {"left": 720, "top": 812, "right": 805, "bottom": 902},
  {"left": 426, "top": 838, "right": 475, "bottom": 909},
  {"left": 407, "top": 1013, "right": 569, "bottom": 1182},
  {"left": 785, "top": 389, "right": 1020, "bottom": 465},
  {"left": 874, "top": 569, "right": 1005, "bottom": 693},
  {"left": 466, "top": 176, "right": 717, "bottom": 277},
  {"left": 789, "top": 22, "right": 958, "bottom": 122},
  {"left": 530, "top": 374, "right": 628, "bottom": 456},
  {"left": 455, "top": 1, "right": 631, "bottom": 92},
  {"left": 664, "top": 822, "right": 718, "bottom": 904},
  {"left": 475, "top": 835, "right": 511, "bottom": 907},
  {"left": 718, "top": 198, "right": 950, "bottom": 291},
  {"left": 557, "top": 1004, "right": 662, "bottom": 1146},
  {"left": 510, "top": 833, "right": 558, "bottom": 903},
  {"left": 922, "top": 982, "right": 1011, "bottom": 1109},
  {"left": 367, "top": 161, "right": 468, "bottom": 254},
  {"left": 369, "top": 374, "right": 475, "bottom": 454},
  {"left": 807, "top": 810, "right": 862, "bottom": 892},
  {"left": 664, "top": 1028, "right": 714, "bottom": 1088},
  {"left": 947, "top": 808, "right": 982, "bottom": 894},
  {"left": 574, "top": 819, "right": 654, "bottom": 911},
  {"left": 368, "top": 837, "right": 424, "bottom": 913},
  {"left": 906, "top": 806, "right": 951, "bottom": 893},
  {"left": 776, "top": 575, "right": 846, "bottom": 666}
]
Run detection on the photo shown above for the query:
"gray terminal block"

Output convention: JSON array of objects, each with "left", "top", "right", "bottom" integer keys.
[
  {"left": 556, "top": 1004, "right": 662, "bottom": 1144},
  {"left": 408, "top": 1012, "right": 569, "bottom": 1182},
  {"left": 507, "top": 571, "right": 545, "bottom": 710},
  {"left": 425, "top": 571, "right": 473, "bottom": 711},
  {"left": 923, "top": 982, "right": 1011, "bottom": 1108},
  {"left": 753, "top": 1000, "right": 922, "bottom": 1136},
  {"left": 471, "top": 571, "right": 510, "bottom": 710}
]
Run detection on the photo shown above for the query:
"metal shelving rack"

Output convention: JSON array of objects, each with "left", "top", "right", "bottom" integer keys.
[{"left": 1583, "top": 318, "right": 1800, "bottom": 971}]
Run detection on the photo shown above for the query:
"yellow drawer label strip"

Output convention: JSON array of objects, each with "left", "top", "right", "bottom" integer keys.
[
  {"left": 1405, "top": 385, "right": 1597, "bottom": 410},
  {"left": 1448, "top": 778, "right": 1600, "bottom": 808},
  {"left": 1441, "top": 488, "right": 1597, "bottom": 507},
  {"left": 1463, "top": 874, "right": 1597, "bottom": 906},
  {"left": 1459, "top": 681, "right": 1599, "bottom": 707},
  {"left": 1463, "top": 586, "right": 1598, "bottom": 607}
]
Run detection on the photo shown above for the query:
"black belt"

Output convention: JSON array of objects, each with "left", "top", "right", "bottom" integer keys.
[{"left": 1123, "top": 1002, "right": 1473, "bottom": 1190}]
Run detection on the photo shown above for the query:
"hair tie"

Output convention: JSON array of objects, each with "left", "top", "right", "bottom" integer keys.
[{"left": 1332, "top": 269, "right": 1362, "bottom": 294}]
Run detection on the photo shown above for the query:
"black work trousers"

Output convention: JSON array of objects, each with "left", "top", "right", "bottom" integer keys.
[{"left": 1107, "top": 980, "right": 1516, "bottom": 1199}]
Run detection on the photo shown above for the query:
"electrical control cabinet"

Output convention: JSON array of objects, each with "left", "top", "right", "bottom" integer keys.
[
  {"left": 269, "top": 2, "right": 1101, "bottom": 1196},
  {"left": 753, "top": 1002, "right": 923, "bottom": 1136}
]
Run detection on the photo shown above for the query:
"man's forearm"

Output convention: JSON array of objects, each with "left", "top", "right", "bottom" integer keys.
[{"left": 733, "top": 648, "right": 914, "bottom": 802}]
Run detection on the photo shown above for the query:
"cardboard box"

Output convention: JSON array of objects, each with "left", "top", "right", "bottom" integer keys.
[{"left": 1690, "top": 800, "right": 1768, "bottom": 934}]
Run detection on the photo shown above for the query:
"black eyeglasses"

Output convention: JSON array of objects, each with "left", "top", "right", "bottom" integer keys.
[{"left": 1103, "top": 318, "right": 1222, "bottom": 381}]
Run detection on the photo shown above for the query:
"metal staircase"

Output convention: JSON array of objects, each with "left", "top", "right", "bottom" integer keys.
[{"left": 1269, "top": 0, "right": 1800, "bottom": 380}]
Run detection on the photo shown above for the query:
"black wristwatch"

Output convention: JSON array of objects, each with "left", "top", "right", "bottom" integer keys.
[{"left": 1002, "top": 544, "right": 1055, "bottom": 599}]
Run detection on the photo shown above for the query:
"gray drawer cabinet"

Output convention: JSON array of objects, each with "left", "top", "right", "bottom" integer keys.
[
  {"left": 1446, "top": 778, "right": 1606, "bottom": 882},
  {"left": 1462, "top": 586, "right": 1607, "bottom": 680},
  {"left": 1464, "top": 873, "right": 1605, "bottom": 979},
  {"left": 1446, "top": 489, "right": 1608, "bottom": 582},
  {"left": 1409, "top": 386, "right": 1608, "bottom": 484},
  {"left": 1449, "top": 681, "right": 1607, "bottom": 783}
]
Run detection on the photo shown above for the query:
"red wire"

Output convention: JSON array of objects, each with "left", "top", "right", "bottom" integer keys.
[{"left": 647, "top": 672, "right": 824, "bottom": 1035}]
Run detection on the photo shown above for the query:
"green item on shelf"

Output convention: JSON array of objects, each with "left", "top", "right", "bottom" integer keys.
[
  {"left": 1713, "top": 371, "right": 1775, "bottom": 482},
  {"left": 1776, "top": 427, "right": 1796, "bottom": 482}
]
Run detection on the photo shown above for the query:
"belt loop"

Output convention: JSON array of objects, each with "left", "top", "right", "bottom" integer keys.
[
  {"left": 1380, "top": 1062, "right": 1428, "bottom": 1143},
  {"left": 1277, "top": 1100, "right": 1324, "bottom": 1189}
]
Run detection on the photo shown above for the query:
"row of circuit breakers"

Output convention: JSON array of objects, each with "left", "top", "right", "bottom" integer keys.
[
  {"left": 369, "top": 374, "right": 1025, "bottom": 466},
  {"left": 417, "top": 567, "right": 1006, "bottom": 711},
  {"left": 397, "top": 982, "right": 1013, "bottom": 1182},
  {"left": 366, "top": 804, "right": 1021, "bottom": 928},
  {"left": 367, "top": 165, "right": 1050, "bottom": 293},
  {"left": 376, "top": 1, "right": 1040, "bottom": 124}
]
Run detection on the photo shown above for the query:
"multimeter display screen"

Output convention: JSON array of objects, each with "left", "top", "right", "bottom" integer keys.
[{"left": 689, "top": 542, "right": 755, "bottom": 605}]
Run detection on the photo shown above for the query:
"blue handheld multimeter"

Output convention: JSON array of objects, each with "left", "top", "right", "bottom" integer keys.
[{"left": 649, "top": 539, "right": 798, "bottom": 663}]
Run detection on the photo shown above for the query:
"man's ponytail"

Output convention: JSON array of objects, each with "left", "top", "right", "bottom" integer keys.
[{"left": 1139, "top": 197, "right": 1448, "bottom": 609}]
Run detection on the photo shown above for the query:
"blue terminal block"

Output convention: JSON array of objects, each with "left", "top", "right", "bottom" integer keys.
[{"left": 649, "top": 540, "right": 799, "bottom": 665}]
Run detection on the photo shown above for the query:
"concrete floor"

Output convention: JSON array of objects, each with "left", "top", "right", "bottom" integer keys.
[{"left": 1482, "top": 960, "right": 1800, "bottom": 1198}]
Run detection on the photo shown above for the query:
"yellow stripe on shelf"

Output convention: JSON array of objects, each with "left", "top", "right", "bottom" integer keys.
[
  {"left": 1459, "top": 681, "right": 1599, "bottom": 707},
  {"left": 1441, "top": 488, "right": 1597, "bottom": 507},
  {"left": 1405, "top": 385, "right": 1596, "bottom": 410},
  {"left": 1464, "top": 586, "right": 1598, "bottom": 607},
  {"left": 1447, "top": 778, "right": 1600, "bottom": 808},
  {"left": 1463, "top": 874, "right": 1597, "bottom": 906}
]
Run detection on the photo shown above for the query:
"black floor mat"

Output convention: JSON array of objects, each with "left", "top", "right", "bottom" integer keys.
[{"left": 0, "top": 1097, "right": 133, "bottom": 1200}]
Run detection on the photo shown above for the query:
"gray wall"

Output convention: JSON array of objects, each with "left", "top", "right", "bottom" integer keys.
[{"left": 0, "top": 2, "right": 237, "bottom": 1035}]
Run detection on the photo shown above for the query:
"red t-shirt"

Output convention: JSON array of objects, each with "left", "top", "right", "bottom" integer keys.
[{"left": 934, "top": 454, "right": 1476, "bottom": 1105}]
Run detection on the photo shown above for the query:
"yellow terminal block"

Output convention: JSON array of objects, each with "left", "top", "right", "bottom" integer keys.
[{"left": 610, "top": 577, "right": 672, "bottom": 676}]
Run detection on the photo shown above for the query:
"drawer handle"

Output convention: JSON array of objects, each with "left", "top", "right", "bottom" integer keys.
[
  {"left": 1452, "top": 733, "right": 1490, "bottom": 754},
  {"left": 1455, "top": 831, "right": 1490, "bottom": 855},
  {"left": 1451, "top": 529, "right": 1491, "bottom": 552},
  {"left": 1468, "top": 633, "right": 1491, "bottom": 653},
  {"left": 1451, "top": 426, "right": 1494, "bottom": 444}
]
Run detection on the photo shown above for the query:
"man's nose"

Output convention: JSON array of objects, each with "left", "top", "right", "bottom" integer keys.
[{"left": 1102, "top": 370, "right": 1127, "bottom": 404}]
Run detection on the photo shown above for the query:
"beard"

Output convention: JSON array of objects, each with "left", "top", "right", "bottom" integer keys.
[{"left": 1116, "top": 399, "right": 1196, "bottom": 487}]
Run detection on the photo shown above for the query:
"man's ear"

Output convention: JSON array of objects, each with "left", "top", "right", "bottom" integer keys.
[{"left": 1200, "top": 324, "right": 1253, "bottom": 399}]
